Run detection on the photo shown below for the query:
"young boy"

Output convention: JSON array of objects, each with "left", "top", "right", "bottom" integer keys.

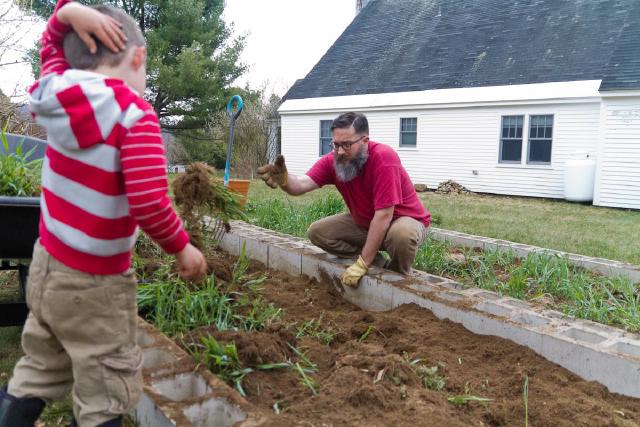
[{"left": 0, "top": 1, "right": 207, "bottom": 426}]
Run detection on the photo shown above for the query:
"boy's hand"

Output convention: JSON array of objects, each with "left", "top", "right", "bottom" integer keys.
[
  {"left": 57, "top": 3, "right": 127, "bottom": 54},
  {"left": 175, "top": 243, "right": 207, "bottom": 281}
]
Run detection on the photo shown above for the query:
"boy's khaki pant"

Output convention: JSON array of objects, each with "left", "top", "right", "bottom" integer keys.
[
  {"left": 307, "top": 213, "right": 428, "bottom": 274},
  {"left": 8, "top": 241, "right": 142, "bottom": 427}
]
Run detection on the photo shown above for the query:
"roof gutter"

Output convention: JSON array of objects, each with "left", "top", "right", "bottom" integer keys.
[{"left": 279, "top": 80, "right": 603, "bottom": 114}]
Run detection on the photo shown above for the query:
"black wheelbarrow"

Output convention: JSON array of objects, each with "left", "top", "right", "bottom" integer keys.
[{"left": 0, "top": 133, "right": 45, "bottom": 326}]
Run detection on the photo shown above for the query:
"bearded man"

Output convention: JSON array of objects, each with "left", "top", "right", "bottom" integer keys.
[{"left": 257, "top": 112, "right": 430, "bottom": 287}]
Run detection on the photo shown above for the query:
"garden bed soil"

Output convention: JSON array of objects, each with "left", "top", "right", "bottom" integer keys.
[{"left": 183, "top": 256, "right": 640, "bottom": 427}]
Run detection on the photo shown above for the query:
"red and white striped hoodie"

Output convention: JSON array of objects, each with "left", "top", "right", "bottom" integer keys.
[{"left": 28, "top": 0, "right": 189, "bottom": 275}]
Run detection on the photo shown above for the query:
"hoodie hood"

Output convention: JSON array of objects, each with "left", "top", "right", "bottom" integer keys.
[{"left": 29, "top": 69, "right": 131, "bottom": 151}]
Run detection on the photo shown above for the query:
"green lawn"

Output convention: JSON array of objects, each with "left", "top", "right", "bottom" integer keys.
[
  {"left": 249, "top": 179, "right": 640, "bottom": 265},
  {"left": 420, "top": 192, "right": 640, "bottom": 265}
]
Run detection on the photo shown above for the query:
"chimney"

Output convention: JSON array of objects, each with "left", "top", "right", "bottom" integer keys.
[{"left": 356, "top": 0, "right": 372, "bottom": 14}]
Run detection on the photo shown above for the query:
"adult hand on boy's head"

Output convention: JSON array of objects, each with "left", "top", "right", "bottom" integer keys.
[
  {"left": 176, "top": 243, "right": 207, "bottom": 281},
  {"left": 57, "top": 3, "right": 127, "bottom": 54},
  {"left": 257, "top": 155, "right": 288, "bottom": 189}
]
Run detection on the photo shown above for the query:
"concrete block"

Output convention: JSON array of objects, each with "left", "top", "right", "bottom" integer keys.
[
  {"left": 560, "top": 327, "right": 608, "bottom": 345},
  {"left": 464, "top": 290, "right": 501, "bottom": 300},
  {"left": 510, "top": 312, "right": 552, "bottom": 327},
  {"left": 268, "top": 244, "right": 301, "bottom": 276},
  {"left": 608, "top": 340, "right": 640, "bottom": 359},
  {"left": 238, "top": 236, "right": 268, "bottom": 266},
  {"left": 407, "top": 283, "right": 440, "bottom": 294},
  {"left": 500, "top": 298, "right": 533, "bottom": 310},
  {"left": 143, "top": 348, "right": 176, "bottom": 370},
  {"left": 417, "top": 273, "right": 447, "bottom": 285},
  {"left": 183, "top": 398, "right": 247, "bottom": 427},
  {"left": 378, "top": 271, "right": 405, "bottom": 282},
  {"left": 437, "top": 290, "right": 468, "bottom": 302},
  {"left": 541, "top": 309, "right": 569, "bottom": 320},
  {"left": 474, "top": 301, "right": 514, "bottom": 317},
  {"left": 137, "top": 330, "right": 156, "bottom": 347},
  {"left": 438, "top": 279, "right": 465, "bottom": 290},
  {"left": 134, "top": 393, "right": 176, "bottom": 427},
  {"left": 341, "top": 275, "right": 393, "bottom": 312},
  {"left": 539, "top": 332, "right": 640, "bottom": 398},
  {"left": 152, "top": 373, "right": 212, "bottom": 402},
  {"left": 219, "top": 233, "right": 240, "bottom": 256}
]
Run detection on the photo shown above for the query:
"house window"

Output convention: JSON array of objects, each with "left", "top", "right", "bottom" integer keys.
[
  {"left": 527, "top": 115, "right": 553, "bottom": 164},
  {"left": 499, "top": 115, "right": 523, "bottom": 163},
  {"left": 400, "top": 117, "right": 417, "bottom": 147},
  {"left": 319, "top": 120, "right": 332, "bottom": 155}
]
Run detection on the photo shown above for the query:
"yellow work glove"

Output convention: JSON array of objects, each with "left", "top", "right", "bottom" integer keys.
[
  {"left": 256, "top": 155, "right": 288, "bottom": 189},
  {"left": 340, "top": 256, "right": 368, "bottom": 288}
]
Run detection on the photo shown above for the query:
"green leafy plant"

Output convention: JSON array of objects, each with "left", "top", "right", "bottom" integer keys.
[
  {"left": 358, "top": 325, "right": 376, "bottom": 343},
  {"left": 448, "top": 381, "right": 492, "bottom": 406},
  {"left": 0, "top": 128, "right": 42, "bottom": 197},
  {"left": 447, "top": 395, "right": 492, "bottom": 405},
  {"left": 295, "top": 316, "right": 336, "bottom": 346},
  {"left": 288, "top": 344, "right": 319, "bottom": 395},
  {"left": 192, "top": 335, "right": 289, "bottom": 397},
  {"left": 416, "top": 365, "right": 447, "bottom": 391}
]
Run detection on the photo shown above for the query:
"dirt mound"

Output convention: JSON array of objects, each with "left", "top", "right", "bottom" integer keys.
[
  {"left": 213, "top": 330, "right": 294, "bottom": 366},
  {"left": 186, "top": 325, "right": 295, "bottom": 367}
]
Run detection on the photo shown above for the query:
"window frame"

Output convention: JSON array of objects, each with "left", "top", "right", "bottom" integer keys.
[
  {"left": 319, "top": 120, "right": 332, "bottom": 156},
  {"left": 399, "top": 117, "right": 418, "bottom": 148},
  {"left": 498, "top": 115, "right": 524, "bottom": 164},
  {"left": 526, "top": 114, "right": 554, "bottom": 165}
]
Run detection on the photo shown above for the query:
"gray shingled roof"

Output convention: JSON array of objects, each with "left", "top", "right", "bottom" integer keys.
[{"left": 285, "top": 0, "right": 640, "bottom": 100}]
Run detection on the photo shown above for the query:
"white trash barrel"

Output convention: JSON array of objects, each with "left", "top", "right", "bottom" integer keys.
[{"left": 564, "top": 152, "right": 596, "bottom": 202}]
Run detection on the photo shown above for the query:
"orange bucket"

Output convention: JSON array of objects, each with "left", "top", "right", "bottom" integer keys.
[{"left": 227, "top": 179, "right": 250, "bottom": 208}]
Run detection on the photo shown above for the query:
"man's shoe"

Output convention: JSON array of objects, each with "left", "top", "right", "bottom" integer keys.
[{"left": 0, "top": 386, "right": 46, "bottom": 427}]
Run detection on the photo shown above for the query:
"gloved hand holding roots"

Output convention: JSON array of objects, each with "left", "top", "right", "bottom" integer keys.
[{"left": 257, "top": 155, "right": 288, "bottom": 189}]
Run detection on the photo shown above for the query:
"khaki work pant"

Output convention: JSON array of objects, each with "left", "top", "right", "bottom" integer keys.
[
  {"left": 307, "top": 213, "right": 428, "bottom": 274},
  {"left": 8, "top": 241, "right": 142, "bottom": 427}
]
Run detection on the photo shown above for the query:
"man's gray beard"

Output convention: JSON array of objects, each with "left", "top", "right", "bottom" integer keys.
[{"left": 334, "top": 144, "right": 369, "bottom": 182}]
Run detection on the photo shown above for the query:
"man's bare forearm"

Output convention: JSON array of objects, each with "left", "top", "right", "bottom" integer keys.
[
  {"left": 360, "top": 207, "right": 394, "bottom": 265},
  {"left": 281, "top": 174, "right": 318, "bottom": 196}
]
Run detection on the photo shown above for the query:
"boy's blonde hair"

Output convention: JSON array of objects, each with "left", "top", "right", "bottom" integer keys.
[{"left": 63, "top": 5, "right": 145, "bottom": 70}]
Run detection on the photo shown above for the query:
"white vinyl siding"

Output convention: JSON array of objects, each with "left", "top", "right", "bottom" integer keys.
[
  {"left": 594, "top": 97, "right": 640, "bottom": 209},
  {"left": 281, "top": 102, "right": 600, "bottom": 200}
]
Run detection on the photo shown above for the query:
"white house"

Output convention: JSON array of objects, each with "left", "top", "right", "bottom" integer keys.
[{"left": 278, "top": 0, "right": 640, "bottom": 209}]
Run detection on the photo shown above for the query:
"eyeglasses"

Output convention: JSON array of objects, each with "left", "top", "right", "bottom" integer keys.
[{"left": 329, "top": 135, "right": 366, "bottom": 151}]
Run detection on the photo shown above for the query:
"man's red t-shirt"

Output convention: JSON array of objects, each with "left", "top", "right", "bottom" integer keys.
[{"left": 306, "top": 141, "right": 430, "bottom": 229}]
